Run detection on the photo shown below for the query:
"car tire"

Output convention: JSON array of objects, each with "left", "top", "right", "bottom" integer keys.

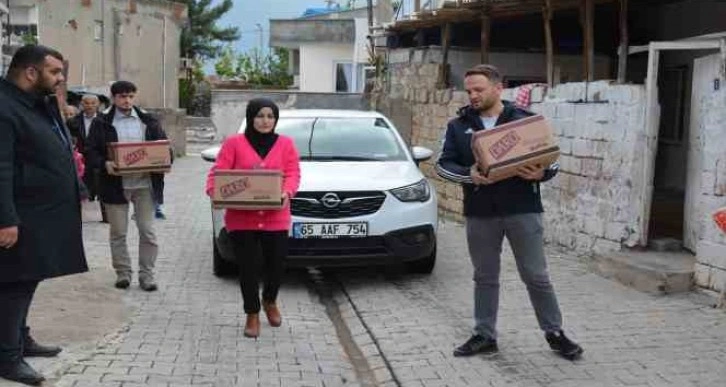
[
  {"left": 406, "top": 243, "right": 436, "bottom": 274},
  {"left": 213, "top": 237, "right": 237, "bottom": 277}
]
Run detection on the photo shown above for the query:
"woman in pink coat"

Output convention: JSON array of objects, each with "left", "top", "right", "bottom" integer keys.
[{"left": 206, "top": 98, "right": 301, "bottom": 338}]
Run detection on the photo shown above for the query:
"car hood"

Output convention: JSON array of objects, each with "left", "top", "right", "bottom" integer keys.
[{"left": 299, "top": 161, "right": 424, "bottom": 192}]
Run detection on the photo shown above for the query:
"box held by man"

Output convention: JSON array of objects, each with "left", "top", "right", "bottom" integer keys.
[
  {"left": 212, "top": 169, "right": 283, "bottom": 210},
  {"left": 471, "top": 115, "right": 560, "bottom": 182},
  {"left": 108, "top": 140, "right": 172, "bottom": 174}
]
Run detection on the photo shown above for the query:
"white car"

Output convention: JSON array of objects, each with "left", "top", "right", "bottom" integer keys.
[{"left": 201, "top": 109, "right": 438, "bottom": 276}]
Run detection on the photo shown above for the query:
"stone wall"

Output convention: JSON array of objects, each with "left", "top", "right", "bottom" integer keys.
[
  {"left": 524, "top": 83, "right": 649, "bottom": 254},
  {"left": 211, "top": 90, "right": 369, "bottom": 140},
  {"left": 371, "top": 63, "right": 650, "bottom": 256}
]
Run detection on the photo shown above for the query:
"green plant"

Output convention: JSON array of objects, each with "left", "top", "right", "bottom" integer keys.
[
  {"left": 213, "top": 47, "right": 293, "bottom": 88},
  {"left": 21, "top": 33, "right": 38, "bottom": 45}
]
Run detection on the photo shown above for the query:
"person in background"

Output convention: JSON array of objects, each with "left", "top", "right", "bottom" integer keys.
[
  {"left": 63, "top": 104, "right": 78, "bottom": 122},
  {"left": 68, "top": 94, "right": 107, "bottom": 222},
  {"left": 205, "top": 98, "right": 300, "bottom": 338}
]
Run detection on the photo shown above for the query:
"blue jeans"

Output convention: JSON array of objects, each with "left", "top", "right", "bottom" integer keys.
[{"left": 466, "top": 213, "right": 562, "bottom": 340}]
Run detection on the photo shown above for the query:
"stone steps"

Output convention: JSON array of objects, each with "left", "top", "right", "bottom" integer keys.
[
  {"left": 185, "top": 116, "right": 217, "bottom": 144},
  {"left": 592, "top": 250, "right": 696, "bottom": 294}
]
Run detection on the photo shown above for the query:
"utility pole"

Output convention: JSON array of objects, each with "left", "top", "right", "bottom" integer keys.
[{"left": 255, "top": 23, "right": 263, "bottom": 66}]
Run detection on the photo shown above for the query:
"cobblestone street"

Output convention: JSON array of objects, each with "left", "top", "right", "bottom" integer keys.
[{"left": 6, "top": 153, "right": 725, "bottom": 387}]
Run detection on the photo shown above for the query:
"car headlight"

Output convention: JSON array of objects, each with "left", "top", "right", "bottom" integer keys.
[{"left": 390, "top": 179, "right": 431, "bottom": 202}]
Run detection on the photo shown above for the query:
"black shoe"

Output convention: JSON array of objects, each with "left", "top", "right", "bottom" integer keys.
[
  {"left": 23, "top": 329, "right": 62, "bottom": 357},
  {"left": 0, "top": 359, "right": 45, "bottom": 386},
  {"left": 115, "top": 277, "right": 130, "bottom": 289},
  {"left": 546, "top": 330, "right": 584, "bottom": 360},
  {"left": 453, "top": 335, "right": 498, "bottom": 357},
  {"left": 139, "top": 278, "right": 158, "bottom": 292}
]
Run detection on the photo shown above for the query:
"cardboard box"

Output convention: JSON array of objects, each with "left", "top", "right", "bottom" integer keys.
[
  {"left": 212, "top": 169, "right": 283, "bottom": 210},
  {"left": 108, "top": 140, "right": 172, "bottom": 174},
  {"left": 471, "top": 114, "right": 560, "bottom": 182}
]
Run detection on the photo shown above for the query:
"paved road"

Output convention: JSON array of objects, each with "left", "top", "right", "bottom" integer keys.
[{"left": 8, "top": 153, "right": 724, "bottom": 387}]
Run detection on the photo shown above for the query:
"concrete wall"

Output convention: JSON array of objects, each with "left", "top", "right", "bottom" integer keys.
[
  {"left": 370, "top": 63, "right": 650, "bottom": 255},
  {"left": 32, "top": 0, "right": 186, "bottom": 109},
  {"left": 690, "top": 54, "right": 726, "bottom": 292},
  {"left": 633, "top": 0, "right": 726, "bottom": 41},
  {"left": 279, "top": 17, "right": 369, "bottom": 93},
  {"left": 300, "top": 44, "right": 355, "bottom": 92},
  {"left": 146, "top": 108, "right": 187, "bottom": 158},
  {"left": 270, "top": 19, "right": 355, "bottom": 48},
  {"left": 210, "top": 90, "right": 369, "bottom": 140}
]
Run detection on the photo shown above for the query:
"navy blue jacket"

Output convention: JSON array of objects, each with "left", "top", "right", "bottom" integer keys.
[{"left": 435, "top": 101, "right": 559, "bottom": 218}]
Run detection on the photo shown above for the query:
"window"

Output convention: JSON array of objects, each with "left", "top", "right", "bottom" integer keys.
[
  {"left": 335, "top": 62, "right": 365, "bottom": 93},
  {"left": 94, "top": 20, "right": 103, "bottom": 41},
  {"left": 253, "top": 117, "right": 407, "bottom": 162}
]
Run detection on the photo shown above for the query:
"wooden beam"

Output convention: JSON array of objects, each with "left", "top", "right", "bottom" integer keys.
[
  {"left": 617, "top": 0, "right": 629, "bottom": 83},
  {"left": 415, "top": 0, "right": 421, "bottom": 12},
  {"left": 543, "top": 0, "right": 554, "bottom": 87},
  {"left": 581, "top": 0, "right": 595, "bottom": 81},
  {"left": 439, "top": 22, "right": 452, "bottom": 88},
  {"left": 480, "top": 11, "right": 491, "bottom": 63}
]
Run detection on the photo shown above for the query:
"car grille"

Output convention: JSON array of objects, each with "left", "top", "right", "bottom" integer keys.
[
  {"left": 291, "top": 191, "right": 386, "bottom": 219},
  {"left": 289, "top": 236, "right": 388, "bottom": 257}
]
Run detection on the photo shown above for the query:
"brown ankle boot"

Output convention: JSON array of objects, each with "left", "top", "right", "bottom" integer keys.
[
  {"left": 263, "top": 301, "right": 282, "bottom": 327},
  {"left": 244, "top": 313, "right": 260, "bottom": 338}
]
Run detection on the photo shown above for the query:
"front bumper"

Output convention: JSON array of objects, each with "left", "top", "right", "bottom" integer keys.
[
  {"left": 216, "top": 224, "right": 435, "bottom": 268},
  {"left": 285, "top": 224, "right": 435, "bottom": 267}
]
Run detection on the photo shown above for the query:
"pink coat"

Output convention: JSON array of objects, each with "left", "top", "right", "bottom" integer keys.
[
  {"left": 73, "top": 149, "right": 85, "bottom": 178},
  {"left": 205, "top": 134, "right": 301, "bottom": 232}
]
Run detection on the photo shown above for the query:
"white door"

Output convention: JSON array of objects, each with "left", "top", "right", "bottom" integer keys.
[{"left": 684, "top": 54, "right": 722, "bottom": 251}]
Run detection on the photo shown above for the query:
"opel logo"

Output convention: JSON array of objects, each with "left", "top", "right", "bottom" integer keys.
[{"left": 321, "top": 193, "right": 341, "bottom": 208}]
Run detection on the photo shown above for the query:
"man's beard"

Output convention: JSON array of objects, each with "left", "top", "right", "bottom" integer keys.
[
  {"left": 33, "top": 79, "right": 59, "bottom": 96},
  {"left": 479, "top": 99, "right": 493, "bottom": 111}
]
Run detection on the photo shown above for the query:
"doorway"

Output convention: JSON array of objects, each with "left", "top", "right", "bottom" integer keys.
[
  {"left": 648, "top": 64, "right": 689, "bottom": 245},
  {"left": 632, "top": 39, "right": 723, "bottom": 250}
]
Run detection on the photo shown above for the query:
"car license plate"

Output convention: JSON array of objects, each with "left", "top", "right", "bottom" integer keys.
[{"left": 292, "top": 222, "right": 368, "bottom": 239}]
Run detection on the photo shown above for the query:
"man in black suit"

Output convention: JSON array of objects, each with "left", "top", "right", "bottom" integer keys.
[{"left": 0, "top": 45, "right": 88, "bottom": 385}]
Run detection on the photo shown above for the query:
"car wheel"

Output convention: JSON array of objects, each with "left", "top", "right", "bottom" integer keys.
[
  {"left": 406, "top": 243, "right": 436, "bottom": 274},
  {"left": 213, "top": 236, "right": 237, "bottom": 277}
]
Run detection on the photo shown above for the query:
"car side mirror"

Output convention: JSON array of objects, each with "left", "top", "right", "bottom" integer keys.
[
  {"left": 201, "top": 146, "right": 220, "bottom": 163},
  {"left": 412, "top": 146, "right": 434, "bottom": 165}
]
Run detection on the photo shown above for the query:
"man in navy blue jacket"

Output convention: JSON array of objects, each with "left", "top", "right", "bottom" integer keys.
[{"left": 436, "top": 64, "right": 583, "bottom": 360}]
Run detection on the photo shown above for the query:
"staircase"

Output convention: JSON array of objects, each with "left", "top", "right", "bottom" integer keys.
[
  {"left": 185, "top": 116, "right": 217, "bottom": 144},
  {"left": 592, "top": 250, "right": 696, "bottom": 294}
]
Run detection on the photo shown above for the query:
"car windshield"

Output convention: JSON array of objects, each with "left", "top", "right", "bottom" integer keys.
[{"left": 269, "top": 117, "right": 408, "bottom": 162}]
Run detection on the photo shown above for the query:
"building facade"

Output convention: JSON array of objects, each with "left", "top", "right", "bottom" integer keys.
[{"left": 5, "top": 0, "right": 187, "bottom": 109}]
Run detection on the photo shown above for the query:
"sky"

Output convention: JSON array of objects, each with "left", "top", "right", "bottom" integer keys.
[{"left": 214, "top": 0, "right": 320, "bottom": 55}]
